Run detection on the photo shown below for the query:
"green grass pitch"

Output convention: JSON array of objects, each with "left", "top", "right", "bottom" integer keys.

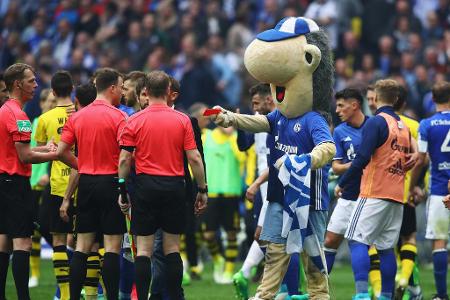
[{"left": 5, "top": 260, "right": 446, "bottom": 299}]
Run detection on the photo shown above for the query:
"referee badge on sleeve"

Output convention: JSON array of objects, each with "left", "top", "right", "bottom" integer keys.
[{"left": 16, "top": 120, "right": 32, "bottom": 132}]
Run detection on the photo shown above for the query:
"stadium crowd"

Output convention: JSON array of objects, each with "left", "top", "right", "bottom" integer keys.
[{"left": 0, "top": 1, "right": 449, "bottom": 300}]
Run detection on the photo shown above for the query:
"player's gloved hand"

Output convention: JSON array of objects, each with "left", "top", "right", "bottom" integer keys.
[
  {"left": 194, "top": 192, "right": 208, "bottom": 216},
  {"left": 274, "top": 155, "right": 287, "bottom": 170},
  {"left": 118, "top": 194, "right": 131, "bottom": 214},
  {"left": 60, "top": 197, "right": 71, "bottom": 222},
  {"left": 211, "top": 105, "right": 236, "bottom": 128}
]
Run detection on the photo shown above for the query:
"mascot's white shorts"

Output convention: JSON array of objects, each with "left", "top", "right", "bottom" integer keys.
[
  {"left": 345, "top": 198, "right": 403, "bottom": 250},
  {"left": 327, "top": 198, "right": 356, "bottom": 235},
  {"left": 425, "top": 195, "right": 450, "bottom": 240}
]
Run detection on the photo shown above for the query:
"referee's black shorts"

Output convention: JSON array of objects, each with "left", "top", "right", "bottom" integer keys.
[
  {"left": 131, "top": 174, "right": 186, "bottom": 236},
  {"left": 76, "top": 174, "right": 126, "bottom": 235},
  {"left": 0, "top": 174, "right": 34, "bottom": 238},
  {"left": 400, "top": 203, "right": 417, "bottom": 237}
]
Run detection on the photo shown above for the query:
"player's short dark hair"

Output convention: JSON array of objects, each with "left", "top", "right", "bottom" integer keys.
[
  {"left": 393, "top": 85, "right": 407, "bottom": 111},
  {"left": 124, "top": 71, "right": 146, "bottom": 83},
  {"left": 249, "top": 83, "right": 271, "bottom": 97},
  {"left": 4, "top": 63, "right": 35, "bottom": 92},
  {"left": 94, "top": 68, "right": 122, "bottom": 93},
  {"left": 75, "top": 83, "right": 97, "bottom": 107},
  {"left": 145, "top": 71, "right": 170, "bottom": 98},
  {"left": 51, "top": 70, "right": 73, "bottom": 98},
  {"left": 169, "top": 76, "right": 180, "bottom": 93},
  {"left": 432, "top": 81, "right": 450, "bottom": 104},
  {"left": 335, "top": 88, "right": 363, "bottom": 105},
  {"left": 366, "top": 84, "right": 375, "bottom": 92},
  {"left": 135, "top": 77, "right": 146, "bottom": 97}
]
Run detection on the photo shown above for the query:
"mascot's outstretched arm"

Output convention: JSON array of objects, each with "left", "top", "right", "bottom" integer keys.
[
  {"left": 213, "top": 106, "right": 271, "bottom": 133},
  {"left": 310, "top": 142, "right": 335, "bottom": 170}
]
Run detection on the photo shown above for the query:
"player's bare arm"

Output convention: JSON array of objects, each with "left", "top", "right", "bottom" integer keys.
[
  {"left": 246, "top": 168, "right": 269, "bottom": 202},
  {"left": 186, "top": 148, "right": 207, "bottom": 216},
  {"left": 15, "top": 141, "right": 58, "bottom": 164},
  {"left": 56, "top": 141, "right": 78, "bottom": 170},
  {"left": 331, "top": 159, "right": 351, "bottom": 176}
]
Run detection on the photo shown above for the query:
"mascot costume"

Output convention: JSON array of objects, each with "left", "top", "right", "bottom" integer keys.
[{"left": 212, "top": 17, "right": 335, "bottom": 300}]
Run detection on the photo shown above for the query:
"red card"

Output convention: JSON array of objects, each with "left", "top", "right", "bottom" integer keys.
[{"left": 203, "top": 108, "right": 222, "bottom": 116}]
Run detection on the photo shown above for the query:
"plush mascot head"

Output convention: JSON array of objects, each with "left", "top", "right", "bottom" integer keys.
[{"left": 244, "top": 17, "right": 334, "bottom": 119}]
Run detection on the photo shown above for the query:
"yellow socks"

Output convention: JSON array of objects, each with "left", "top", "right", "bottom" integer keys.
[
  {"left": 368, "top": 246, "right": 381, "bottom": 297},
  {"left": 399, "top": 244, "right": 417, "bottom": 286},
  {"left": 52, "top": 246, "right": 69, "bottom": 300}
]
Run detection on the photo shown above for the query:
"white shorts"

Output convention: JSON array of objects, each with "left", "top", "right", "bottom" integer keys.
[
  {"left": 327, "top": 198, "right": 356, "bottom": 235},
  {"left": 345, "top": 197, "right": 403, "bottom": 250},
  {"left": 425, "top": 195, "right": 450, "bottom": 240}
]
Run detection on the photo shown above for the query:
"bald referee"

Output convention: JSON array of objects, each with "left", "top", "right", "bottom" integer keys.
[{"left": 118, "top": 71, "right": 207, "bottom": 300}]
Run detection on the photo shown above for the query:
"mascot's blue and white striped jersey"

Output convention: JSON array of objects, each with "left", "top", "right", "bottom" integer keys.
[
  {"left": 266, "top": 110, "right": 333, "bottom": 210},
  {"left": 418, "top": 111, "right": 450, "bottom": 196}
]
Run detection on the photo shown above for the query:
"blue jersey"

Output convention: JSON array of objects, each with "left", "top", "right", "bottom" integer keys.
[
  {"left": 418, "top": 111, "right": 450, "bottom": 196},
  {"left": 333, "top": 118, "right": 367, "bottom": 200},
  {"left": 266, "top": 110, "right": 333, "bottom": 210},
  {"left": 118, "top": 104, "right": 136, "bottom": 116}
]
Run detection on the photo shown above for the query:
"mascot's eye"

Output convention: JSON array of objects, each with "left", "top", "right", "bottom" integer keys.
[{"left": 305, "top": 52, "right": 312, "bottom": 64}]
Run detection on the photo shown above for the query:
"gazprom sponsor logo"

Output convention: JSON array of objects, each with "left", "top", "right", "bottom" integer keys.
[
  {"left": 275, "top": 142, "right": 298, "bottom": 154},
  {"left": 390, "top": 138, "right": 409, "bottom": 153},
  {"left": 438, "top": 161, "right": 450, "bottom": 170}
]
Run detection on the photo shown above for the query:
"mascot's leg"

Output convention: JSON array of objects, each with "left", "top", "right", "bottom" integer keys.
[
  {"left": 301, "top": 252, "right": 329, "bottom": 300},
  {"left": 303, "top": 210, "right": 330, "bottom": 300},
  {"left": 255, "top": 242, "right": 291, "bottom": 300}
]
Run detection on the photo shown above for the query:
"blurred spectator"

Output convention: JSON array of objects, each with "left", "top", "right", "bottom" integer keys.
[
  {"left": 21, "top": 17, "right": 50, "bottom": 55},
  {"left": 53, "top": 19, "right": 74, "bottom": 67},
  {"left": 336, "top": 31, "right": 363, "bottom": 76},
  {"left": 77, "top": 0, "right": 100, "bottom": 36},
  {"left": 393, "top": 16, "right": 412, "bottom": 53},
  {"left": 305, "top": 0, "right": 338, "bottom": 49},
  {"left": 336, "top": 0, "right": 363, "bottom": 34},
  {"left": 361, "top": 0, "right": 395, "bottom": 50},
  {"left": 123, "top": 21, "right": 150, "bottom": 70},
  {"left": 413, "top": 0, "right": 438, "bottom": 28},
  {"left": 423, "top": 11, "right": 444, "bottom": 43},
  {"left": 389, "top": 0, "right": 422, "bottom": 33},
  {"left": 54, "top": 0, "right": 79, "bottom": 26},
  {"left": 334, "top": 58, "right": 350, "bottom": 91},
  {"left": 360, "top": 53, "right": 382, "bottom": 84},
  {"left": 377, "top": 35, "right": 399, "bottom": 77},
  {"left": 435, "top": 0, "right": 450, "bottom": 29},
  {"left": 408, "top": 33, "right": 425, "bottom": 64}
]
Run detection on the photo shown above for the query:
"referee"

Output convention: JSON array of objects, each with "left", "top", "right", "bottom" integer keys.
[
  {"left": 57, "top": 68, "right": 127, "bottom": 300},
  {"left": 0, "top": 63, "right": 58, "bottom": 300},
  {"left": 118, "top": 71, "right": 207, "bottom": 300}
]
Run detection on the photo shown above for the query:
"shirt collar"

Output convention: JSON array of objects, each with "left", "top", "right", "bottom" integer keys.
[{"left": 375, "top": 105, "right": 395, "bottom": 115}]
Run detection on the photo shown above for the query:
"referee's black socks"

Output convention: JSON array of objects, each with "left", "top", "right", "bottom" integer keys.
[
  {"left": 135, "top": 255, "right": 151, "bottom": 300},
  {"left": 69, "top": 251, "right": 88, "bottom": 300},
  {"left": 0, "top": 252, "right": 9, "bottom": 300},
  {"left": 166, "top": 252, "right": 184, "bottom": 300},
  {"left": 102, "top": 252, "right": 120, "bottom": 300},
  {"left": 12, "top": 250, "right": 30, "bottom": 300}
]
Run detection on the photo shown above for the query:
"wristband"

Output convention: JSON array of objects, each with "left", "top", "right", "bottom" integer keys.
[{"left": 198, "top": 186, "right": 208, "bottom": 194}]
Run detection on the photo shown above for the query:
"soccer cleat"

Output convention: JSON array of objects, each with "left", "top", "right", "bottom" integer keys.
[
  {"left": 431, "top": 295, "right": 449, "bottom": 300},
  {"left": 213, "top": 256, "right": 225, "bottom": 283},
  {"left": 219, "top": 271, "right": 234, "bottom": 284},
  {"left": 182, "top": 271, "right": 191, "bottom": 286},
  {"left": 28, "top": 276, "right": 39, "bottom": 288},
  {"left": 232, "top": 270, "right": 249, "bottom": 300},
  {"left": 378, "top": 296, "right": 391, "bottom": 300},
  {"left": 351, "top": 293, "right": 370, "bottom": 300},
  {"left": 291, "top": 295, "right": 309, "bottom": 300},
  {"left": 395, "top": 285, "right": 406, "bottom": 300},
  {"left": 406, "top": 285, "right": 423, "bottom": 300}
]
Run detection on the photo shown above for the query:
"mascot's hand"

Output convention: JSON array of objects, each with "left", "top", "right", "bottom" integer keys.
[
  {"left": 211, "top": 105, "right": 236, "bottom": 128},
  {"left": 274, "top": 155, "right": 287, "bottom": 170}
]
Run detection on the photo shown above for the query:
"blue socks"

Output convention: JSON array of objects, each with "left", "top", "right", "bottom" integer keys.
[
  {"left": 349, "top": 241, "right": 369, "bottom": 294},
  {"left": 324, "top": 247, "right": 337, "bottom": 273},
  {"left": 433, "top": 249, "right": 448, "bottom": 297},
  {"left": 282, "top": 253, "right": 299, "bottom": 295},
  {"left": 378, "top": 248, "right": 396, "bottom": 299},
  {"left": 120, "top": 249, "right": 135, "bottom": 298}
]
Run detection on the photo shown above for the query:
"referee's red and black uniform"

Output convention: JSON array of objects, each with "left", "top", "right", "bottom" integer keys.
[
  {"left": 119, "top": 102, "right": 197, "bottom": 300},
  {"left": 0, "top": 99, "right": 34, "bottom": 300},
  {"left": 60, "top": 99, "right": 127, "bottom": 299}
]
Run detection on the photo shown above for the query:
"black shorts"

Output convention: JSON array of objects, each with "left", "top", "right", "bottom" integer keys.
[
  {"left": 0, "top": 174, "right": 34, "bottom": 238},
  {"left": 76, "top": 174, "right": 126, "bottom": 235},
  {"left": 131, "top": 174, "right": 186, "bottom": 236},
  {"left": 49, "top": 195, "right": 74, "bottom": 234},
  {"left": 202, "top": 197, "right": 240, "bottom": 232},
  {"left": 400, "top": 204, "right": 417, "bottom": 237}
]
